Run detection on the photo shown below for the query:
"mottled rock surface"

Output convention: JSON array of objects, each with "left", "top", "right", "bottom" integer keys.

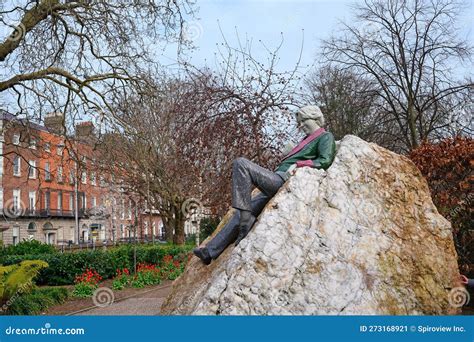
[{"left": 161, "top": 135, "right": 461, "bottom": 315}]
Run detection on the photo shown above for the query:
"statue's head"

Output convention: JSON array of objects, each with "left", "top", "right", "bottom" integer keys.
[{"left": 296, "top": 105, "right": 325, "bottom": 135}]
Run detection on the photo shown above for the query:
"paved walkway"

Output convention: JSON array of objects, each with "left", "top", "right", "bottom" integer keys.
[{"left": 71, "top": 284, "right": 173, "bottom": 316}]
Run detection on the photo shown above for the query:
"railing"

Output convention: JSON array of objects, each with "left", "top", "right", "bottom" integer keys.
[{"left": 2, "top": 208, "right": 86, "bottom": 218}]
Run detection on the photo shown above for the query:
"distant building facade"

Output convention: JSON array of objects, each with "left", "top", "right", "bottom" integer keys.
[{"left": 0, "top": 111, "right": 163, "bottom": 246}]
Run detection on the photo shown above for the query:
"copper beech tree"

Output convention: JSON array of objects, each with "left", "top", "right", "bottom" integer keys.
[{"left": 410, "top": 137, "right": 474, "bottom": 271}]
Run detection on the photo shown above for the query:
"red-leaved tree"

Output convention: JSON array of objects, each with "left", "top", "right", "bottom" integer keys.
[{"left": 409, "top": 137, "right": 473, "bottom": 273}]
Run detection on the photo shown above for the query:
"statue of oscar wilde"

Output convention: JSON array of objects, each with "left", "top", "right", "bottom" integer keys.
[{"left": 193, "top": 105, "right": 337, "bottom": 265}]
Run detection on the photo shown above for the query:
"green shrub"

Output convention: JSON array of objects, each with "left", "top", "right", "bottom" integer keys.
[
  {"left": 1, "top": 244, "right": 192, "bottom": 286},
  {"left": 0, "top": 240, "right": 57, "bottom": 257},
  {"left": 72, "top": 282, "right": 96, "bottom": 298},
  {"left": 0, "top": 260, "right": 49, "bottom": 306},
  {"left": 6, "top": 287, "right": 69, "bottom": 315}
]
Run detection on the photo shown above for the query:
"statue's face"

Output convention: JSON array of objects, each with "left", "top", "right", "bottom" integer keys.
[{"left": 296, "top": 113, "right": 320, "bottom": 135}]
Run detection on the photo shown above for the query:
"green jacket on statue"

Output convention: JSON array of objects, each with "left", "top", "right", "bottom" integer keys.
[{"left": 274, "top": 130, "right": 336, "bottom": 181}]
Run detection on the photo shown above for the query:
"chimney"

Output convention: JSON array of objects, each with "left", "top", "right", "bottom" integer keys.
[
  {"left": 44, "top": 112, "right": 66, "bottom": 135},
  {"left": 75, "top": 121, "right": 95, "bottom": 140}
]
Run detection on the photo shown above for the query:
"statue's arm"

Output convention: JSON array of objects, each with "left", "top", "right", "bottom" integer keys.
[{"left": 296, "top": 133, "right": 336, "bottom": 170}]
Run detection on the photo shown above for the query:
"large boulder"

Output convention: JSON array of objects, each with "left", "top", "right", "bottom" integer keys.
[{"left": 161, "top": 135, "right": 461, "bottom": 315}]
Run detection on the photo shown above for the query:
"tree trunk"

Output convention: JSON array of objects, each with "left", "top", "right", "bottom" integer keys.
[
  {"left": 407, "top": 99, "right": 419, "bottom": 149},
  {"left": 162, "top": 216, "right": 174, "bottom": 243},
  {"left": 173, "top": 204, "right": 186, "bottom": 245}
]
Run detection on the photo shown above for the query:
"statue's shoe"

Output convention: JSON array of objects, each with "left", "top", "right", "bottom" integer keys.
[{"left": 193, "top": 247, "right": 212, "bottom": 265}]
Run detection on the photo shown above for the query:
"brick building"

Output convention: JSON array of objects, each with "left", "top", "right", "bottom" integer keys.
[{"left": 0, "top": 111, "right": 163, "bottom": 246}]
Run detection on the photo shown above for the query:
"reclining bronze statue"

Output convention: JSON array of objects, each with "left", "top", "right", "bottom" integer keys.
[{"left": 193, "top": 105, "right": 337, "bottom": 265}]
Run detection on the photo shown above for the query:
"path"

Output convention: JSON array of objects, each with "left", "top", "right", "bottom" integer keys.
[{"left": 71, "top": 284, "right": 173, "bottom": 316}]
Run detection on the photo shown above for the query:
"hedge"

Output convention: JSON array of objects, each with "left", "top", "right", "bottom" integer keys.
[
  {"left": 0, "top": 240, "right": 57, "bottom": 258},
  {"left": 1, "top": 244, "right": 193, "bottom": 286}
]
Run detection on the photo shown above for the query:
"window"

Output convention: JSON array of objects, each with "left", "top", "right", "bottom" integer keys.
[
  {"left": 45, "top": 162, "right": 51, "bottom": 181},
  {"left": 29, "top": 138, "right": 37, "bottom": 150},
  {"left": 144, "top": 222, "right": 148, "bottom": 235},
  {"left": 13, "top": 155, "right": 21, "bottom": 176},
  {"left": 0, "top": 143, "right": 3, "bottom": 177},
  {"left": 12, "top": 226, "right": 19, "bottom": 246},
  {"left": 28, "top": 160, "right": 36, "bottom": 179},
  {"left": 44, "top": 191, "right": 50, "bottom": 210},
  {"left": 69, "top": 170, "right": 75, "bottom": 184},
  {"left": 29, "top": 191, "right": 36, "bottom": 211},
  {"left": 99, "top": 175, "right": 105, "bottom": 187},
  {"left": 58, "top": 192, "right": 62, "bottom": 211},
  {"left": 81, "top": 193, "right": 87, "bottom": 209},
  {"left": 81, "top": 171, "right": 87, "bottom": 184},
  {"left": 13, "top": 189, "right": 21, "bottom": 212},
  {"left": 44, "top": 142, "right": 51, "bottom": 153},
  {"left": 92, "top": 196, "right": 97, "bottom": 208},
  {"left": 57, "top": 166, "right": 63, "bottom": 183},
  {"left": 57, "top": 145, "right": 64, "bottom": 156},
  {"left": 12, "top": 134, "right": 20, "bottom": 145},
  {"left": 128, "top": 200, "right": 132, "bottom": 219},
  {"left": 69, "top": 193, "right": 74, "bottom": 211},
  {"left": 121, "top": 198, "right": 125, "bottom": 219},
  {"left": 0, "top": 187, "right": 3, "bottom": 210},
  {"left": 90, "top": 172, "right": 96, "bottom": 186},
  {"left": 113, "top": 198, "right": 117, "bottom": 219}
]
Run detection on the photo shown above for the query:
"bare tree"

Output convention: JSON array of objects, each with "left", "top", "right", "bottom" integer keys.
[
  {"left": 305, "top": 65, "right": 401, "bottom": 148},
  {"left": 0, "top": 0, "right": 194, "bottom": 127},
  {"left": 101, "top": 36, "right": 305, "bottom": 244},
  {"left": 321, "top": 0, "right": 473, "bottom": 152}
]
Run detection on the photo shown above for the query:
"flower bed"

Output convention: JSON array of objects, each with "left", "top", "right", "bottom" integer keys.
[
  {"left": 72, "top": 269, "right": 103, "bottom": 298},
  {"left": 1, "top": 244, "right": 192, "bottom": 286}
]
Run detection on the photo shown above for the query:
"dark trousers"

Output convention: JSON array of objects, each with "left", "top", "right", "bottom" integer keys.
[{"left": 206, "top": 157, "right": 285, "bottom": 259}]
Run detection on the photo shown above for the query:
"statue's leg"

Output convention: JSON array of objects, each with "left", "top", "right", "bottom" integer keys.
[
  {"left": 231, "top": 157, "right": 285, "bottom": 211},
  {"left": 206, "top": 192, "right": 271, "bottom": 259}
]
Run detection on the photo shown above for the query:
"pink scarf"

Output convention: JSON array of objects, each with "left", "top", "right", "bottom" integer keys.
[{"left": 281, "top": 127, "right": 326, "bottom": 161}]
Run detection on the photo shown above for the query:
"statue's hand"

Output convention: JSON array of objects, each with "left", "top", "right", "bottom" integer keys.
[
  {"left": 281, "top": 142, "right": 296, "bottom": 155},
  {"left": 287, "top": 164, "right": 297, "bottom": 176}
]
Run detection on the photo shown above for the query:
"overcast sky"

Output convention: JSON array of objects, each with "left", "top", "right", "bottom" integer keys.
[{"left": 161, "top": 0, "right": 474, "bottom": 73}]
